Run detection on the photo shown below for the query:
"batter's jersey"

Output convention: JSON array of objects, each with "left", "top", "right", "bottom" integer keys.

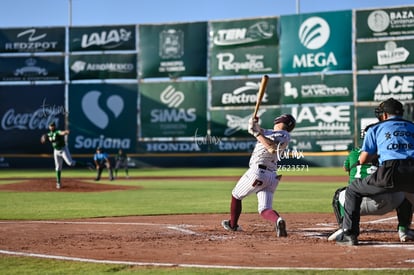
[
  {"left": 249, "top": 129, "right": 290, "bottom": 171},
  {"left": 47, "top": 130, "right": 66, "bottom": 150},
  {"left": 362, "top": 117, "right": 414, "bottom": 164}
]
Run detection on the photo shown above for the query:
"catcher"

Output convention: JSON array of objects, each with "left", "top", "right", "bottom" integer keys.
[{"left": 41, "top": 122, "right": 92, "bottom": 189}]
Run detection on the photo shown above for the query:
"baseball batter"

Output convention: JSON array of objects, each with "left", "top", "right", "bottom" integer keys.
[
  {"left": 41, "top": 122, "right": 78, "bottom": 189},
  {"left": 221, "top": 114, "right": 296, "bottom": 237}
]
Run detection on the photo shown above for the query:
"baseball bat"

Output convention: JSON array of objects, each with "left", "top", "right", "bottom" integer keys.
[{"left": 252, "top": 74, "right": 269, "bottom": 118}]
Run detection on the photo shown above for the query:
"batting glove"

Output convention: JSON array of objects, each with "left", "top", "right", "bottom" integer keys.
[{"left": 248, "top": 117, "right": 262, "bottom": 137}]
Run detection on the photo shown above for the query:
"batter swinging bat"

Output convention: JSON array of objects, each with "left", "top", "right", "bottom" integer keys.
[{"left": 252, "top": 74, "right": 269, "bottom": 118}]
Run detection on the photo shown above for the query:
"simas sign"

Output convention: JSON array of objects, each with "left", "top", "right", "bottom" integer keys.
[
  {"left": 0, "top": 27, "right": 65, "bottom": 53},
  {"left": 140, "top": 81, "right": 207, "bottom": 138},
  {"left": 280, "top": 10, "right": 352, "bottom": 73},
  {"left": 70, "top": 25, "right": 136, "bottom": 51}
]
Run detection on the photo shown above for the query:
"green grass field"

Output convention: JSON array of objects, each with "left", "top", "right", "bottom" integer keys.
[{"left": 0, "top": 167, "right": 409, "bottom": 274}]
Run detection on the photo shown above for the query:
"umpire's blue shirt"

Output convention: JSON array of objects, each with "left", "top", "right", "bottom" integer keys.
[
  {"left": 362, "top": 116, "right": 414, "bottom": 165},
  {"left": 94, "top": 152, "right": 108, "bottom": 161}
]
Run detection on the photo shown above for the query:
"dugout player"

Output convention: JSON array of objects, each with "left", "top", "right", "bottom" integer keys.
[
  {"left": 337, "top": 98, "right": 414, "bottom": 246},
  {"left": 40, "top": 122, "right": 92, "bottom": 189},
  {"left": 93, "top": 147, "right": 114, "bottom": 181},
  {"left": 221, "top": 114, "right": 296, "bottom": 237}
]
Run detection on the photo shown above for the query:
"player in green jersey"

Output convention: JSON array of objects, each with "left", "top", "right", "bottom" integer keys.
[{"left": 41, "top": 122, "right": 92, "bottom": 189}]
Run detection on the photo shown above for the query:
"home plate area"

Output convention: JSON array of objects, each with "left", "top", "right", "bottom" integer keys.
[{"left": 0, "top": 213, "right": 414, "bottom": 269}]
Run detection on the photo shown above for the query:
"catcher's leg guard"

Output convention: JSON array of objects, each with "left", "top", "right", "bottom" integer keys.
[{"left": 332, "top": 187, "right": 347, "bottom": 226}]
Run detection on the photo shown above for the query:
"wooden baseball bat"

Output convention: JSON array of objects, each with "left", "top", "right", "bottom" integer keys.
[{"left": 252, "top": 74, "right": 269, "bottom": 118}]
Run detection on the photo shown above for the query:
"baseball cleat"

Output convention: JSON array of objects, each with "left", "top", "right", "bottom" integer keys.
[
  {"left": 276, "top": 218, "right": 287, "bottom": 237},
  {"left": 221, "top": 220, "right": 242, "bottom": 231},
  {"left": 328, "top": 228, "right": 344, "bottom": 241},
  {"left": 336, "top": 231, "right": 358, "bottom": 246},
  {"left": 56, "top": 183, "right": 61, "bottom": 189},
  {"left": 399, "top": 229, "right": 414, "bottom": 242}
]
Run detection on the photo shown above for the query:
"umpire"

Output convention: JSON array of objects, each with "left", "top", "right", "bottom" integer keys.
[
  {"left": 93, "top": 147, "right": 114, "bottom": 181},
  {"left": 337, "top": 98, "right": 414, "bottom": 245}
]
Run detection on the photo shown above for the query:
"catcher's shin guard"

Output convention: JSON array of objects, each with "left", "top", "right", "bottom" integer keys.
[{"left": 332, "top": 187, "right": 347, "bottom": 226}]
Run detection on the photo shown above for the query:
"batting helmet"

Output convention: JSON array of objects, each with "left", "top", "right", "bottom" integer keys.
[
  {"left": 274, "top": 114, "right": 296, "bottom": 132},
  {"left": 375, "top": 97, "right": 404, "bottom": 119}
]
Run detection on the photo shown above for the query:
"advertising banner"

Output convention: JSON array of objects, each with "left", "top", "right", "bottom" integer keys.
[
  {"left": 0, "top": 56, "right": 65, "bottom": 81},
  {"left": 280, "top": 10, "right": 352, "bottom": 73},
  {"left": 285, "top": 104, "right": 354, "bottom": 152},
  {"left": 210, "top": 108, "right": 281, "bottom": 138},
  {"left": 137, "top": 140, "right": 207, "bottom": 154},
  {"left": 356, "top": 39, "right": 414, "bottom": 70},
  {"left": 357, "top": 72, "right": 414, "bottom": 102},
  {"left": 69, "top": 25, "right": 136, "bottom": 51},
  {"left": 211, "top": 77, "right": 281, "bottom": 107},
  {"left": 68, "top": 84, "right": 137, "bottom": 153},
  {"left": 0, "top": 27, "right": 65, "bottom": 53},
  {"left": 355, "top": 106, "right": 381, "bottom": 139},
  {"left": 281, "top": 73, "right": 353, "bottom": 104},
  {"left": 140, "top": 81, "right": 207, "bottom": 138},
  {"left": 138, "top": 22, "right": 207, "bottom": 78},
  {"left": 69, "top": 53, "right": 137, "bottom": 80},
  {"left": 210, "top": 46, "right": 278, "bottom": 76},
  {"left": 0, "top": 85, "right": 65, "bottom": 154},
  {"left": 356, "top": 6, "right": 414, "bottom": 39},
  {"left": 209, "top": 17, "right": 279, "bottom": 49}
]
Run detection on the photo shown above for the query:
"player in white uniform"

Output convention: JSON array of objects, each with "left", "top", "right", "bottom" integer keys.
[{"left": 222, "top": 114, "right": 296, "bottom": 237}]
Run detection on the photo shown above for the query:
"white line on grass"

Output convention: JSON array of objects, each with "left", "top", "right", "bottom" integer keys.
[{"left": 1, "top": 249, "right": 413, "bottom": 271}]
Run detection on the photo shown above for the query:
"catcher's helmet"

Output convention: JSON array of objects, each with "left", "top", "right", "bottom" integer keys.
[
  {"left": 375, "top": 97, "right": 404, "bottom": 119},
  {"left": 274, "top": 114, "right": 296, "bottom": 132}
]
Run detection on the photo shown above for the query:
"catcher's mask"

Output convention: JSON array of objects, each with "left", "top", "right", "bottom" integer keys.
[
  {"left": 375, "top": 97, "right": 404, "bottom": 119},
  {"left": 274, "top": 114, "right": 296, "bottom": 132}
]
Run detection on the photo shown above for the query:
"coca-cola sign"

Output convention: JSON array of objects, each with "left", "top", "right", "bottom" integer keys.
[
  {"left": 0, "top": 85, "right": 65, "bottom": 154},
  {"left": 1, "top": 108, "right": 58, "bottom": 130}
]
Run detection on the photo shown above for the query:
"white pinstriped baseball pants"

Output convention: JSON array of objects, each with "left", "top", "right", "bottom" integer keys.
[{"left": 231, "top": 166, "right": 279, "bottom": 213}]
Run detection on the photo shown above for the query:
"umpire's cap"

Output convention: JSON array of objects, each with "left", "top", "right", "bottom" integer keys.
[
  {"left": 274, "top": 114, "right": 296, "bottom": 132},
  {"left": 375, "top": 97, "right": 404, "bottom": 118}
]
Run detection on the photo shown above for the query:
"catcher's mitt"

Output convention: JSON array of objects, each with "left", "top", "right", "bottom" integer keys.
[{"left": 40, "top": 134, "right": 48, "bottom": 144}]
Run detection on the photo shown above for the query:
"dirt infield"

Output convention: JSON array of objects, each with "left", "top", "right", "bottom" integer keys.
[{"left": 0, "top": 177, "right": 414, "bottom": 270}]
